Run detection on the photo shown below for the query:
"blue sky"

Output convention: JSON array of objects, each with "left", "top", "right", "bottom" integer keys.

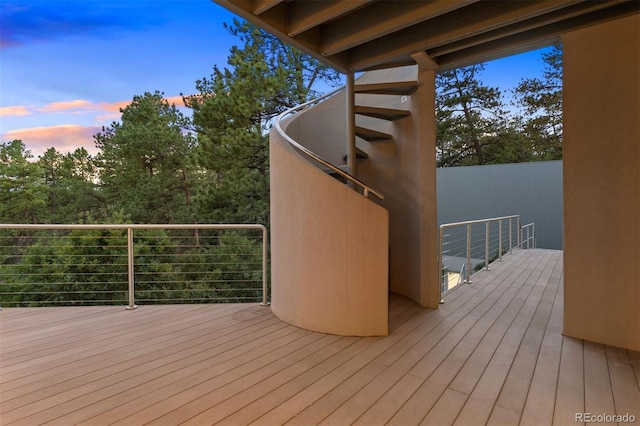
[{"left": 0, "top": 0, "right": 551, "bottom": 157}]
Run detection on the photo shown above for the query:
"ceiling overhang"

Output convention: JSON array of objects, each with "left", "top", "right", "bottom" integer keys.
[{"left": 212, "top": 0, "right": 639, "bottom": 73}]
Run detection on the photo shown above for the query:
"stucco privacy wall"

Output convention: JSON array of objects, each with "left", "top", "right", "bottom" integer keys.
[
  {"left": 562, "top": 14, "right": 640, "bottom": 351},
  {"left": 269, "top": 118, "right": 389, "bottom": 336}
]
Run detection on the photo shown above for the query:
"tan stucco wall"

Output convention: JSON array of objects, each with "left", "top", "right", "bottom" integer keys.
[
  {"left": 562, "top": 14, "right": 640, "bottom": 351},
  {"left": 269, "top": 123, "right": 389, "bottom": 336}
]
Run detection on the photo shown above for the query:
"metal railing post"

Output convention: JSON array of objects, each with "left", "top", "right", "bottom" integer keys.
[
  {"left": 465, "top": 223, "right": 472, "bottom": 283},
  {"left": 498, "top": 219, "right": 503, "bottom": 262},
  {"left": 260, "top": 225, "right": 270, "bottom": 306},
  {"left": 126, "top": 227, "right": 137, "bottom": 310},
  {"left": 533, "top": 223, "right": 536, "bottom": 248},
  {"left": 438, "top": 225, "right": 445, "bottom": 303},
  {"left": 509, "top": 218, "right": 513, "bottom": 254},
  {"left": 517, "top": 216, "right": 522, "bottom": 248},
  {"left": 484, "top": 221, "right": 490, "bottom": 271}
]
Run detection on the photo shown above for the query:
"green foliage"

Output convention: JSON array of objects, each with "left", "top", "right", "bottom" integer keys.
[
  {"left": 38, "top": 147, "right": 104, "bottom": 223},
  {"left": 184, "top": 19, "right": 340, "bottom": 226},
  {"left": 0, "top": 140, "right": 47, "bottom": 223},
  {"left": 436, "top": 64, "right": 512, "bottom": 166},
  {"left": 2, "top": 20, "right": 340, "bottom": 306},
  {"left": 0, "top": 227, "right": 265, "bottom": 307},
  {"left": 512, "top": 44, "right": 563, "bottom": 160},
  {"left": 95, "top": 91, "right": 197, "bottom": 223},
  {"left": 0, "top": 227, "right": 129, "bottom": 306},
  {"left": 437, "top": 46, "right": 563, "bottom": 166}
]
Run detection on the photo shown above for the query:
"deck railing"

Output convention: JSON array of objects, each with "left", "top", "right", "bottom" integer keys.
[
  {"left": 439, "top": 215, "right": 536, "bottom": 299},
  {"left": 0, "top": 224, "right": 268, "bottom": 309}
]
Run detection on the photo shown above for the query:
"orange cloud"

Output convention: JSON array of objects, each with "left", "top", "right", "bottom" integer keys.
[
  {"left": 95, "top": 100, "right": 131, "bottom": 121},
  {"left": 38, "top": 99, "right": 94, "bottom": 113},
  {"left": 1, "top": 95, "right": 189, "bottom": 121},
  {"left": 0, "top": 105, "right": 31, "bottom": 116},
  {"left": 165, "top": 95, "right": 187, "bottom": 107},
  {"left": 2, "top": 125, "right": 102, "bottom": 157},
  {"left": 1, "top": 95, "right": 192, "bottom": 156}
]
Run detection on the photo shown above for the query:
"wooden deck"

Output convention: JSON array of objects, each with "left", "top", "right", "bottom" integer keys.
[{"left": 1, "top": 249, "right": 639, "bottom": 425}]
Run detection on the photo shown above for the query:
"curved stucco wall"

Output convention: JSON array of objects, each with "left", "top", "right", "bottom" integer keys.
[{"left": 269, "top": 121, "right": 389, "bottom": 336}]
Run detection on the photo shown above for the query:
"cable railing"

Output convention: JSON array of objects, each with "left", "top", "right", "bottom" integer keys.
[
  {"left": 0, "top": 224, "right": 268, "bottom": 309},
  {"left": 439, "top": 215, "right": 536, "bottom": 299},
  {"left": 274, "top": 87, "right": 384, "bottom": 200},
  {"left": 521, "top": 222, "right": 536, "bottom": 249}
]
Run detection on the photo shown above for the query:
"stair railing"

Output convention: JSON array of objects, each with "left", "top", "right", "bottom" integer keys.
[{"left": 274, "top": 87, "right": 384, "bottom": 200}]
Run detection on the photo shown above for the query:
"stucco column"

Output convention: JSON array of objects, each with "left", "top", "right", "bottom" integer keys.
[
  {"left": 413, "top": 53, "right": 440, "bottom": 308},
  {"left": 562, "top": 14, "right": 639, "bottom": 351}
]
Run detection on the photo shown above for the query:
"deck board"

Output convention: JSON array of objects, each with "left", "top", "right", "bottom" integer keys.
[{"left": 1, "top": 249, "right": 639, "bottom": 425}]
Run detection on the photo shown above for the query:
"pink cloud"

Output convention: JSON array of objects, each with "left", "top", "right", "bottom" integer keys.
[
  {"left": 165, "top": 95, "right": 187, "bottom": 107},
  {"left": 38, "top": 99, "right": 94, "bottom": 113},
  {"left": 2, "top": 125, "right": 102, "bottom": 157},
  {"left": 0, "top": 105, "right": 31, "bottom": 116},
  {"left": 1, "top": 95, "right": 192, "bottom": 156},
  {"left": 2, "top": 95, "right": 189, "bottom": 121},
  {"left": 95, "top": 100, "right": 131, "bottom": 121}
]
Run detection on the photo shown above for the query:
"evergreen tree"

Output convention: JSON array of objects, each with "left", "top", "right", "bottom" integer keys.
[
  {"left": 183, "top": 19, "right": 340, "bottom": 225},
  {"left": 0, "top": 140, "right": 47, "bottom": 223},
  {"left": 513, "top": 44, "right": 562, "bottom": 159},
  {"left": 436, "top": 64, "right": 513, "bottom": 166},
  {"left": 94, "top": 91, "right": 197, "bottom": 223},
  {"left": 38, "top": 147, "right": 103, "bottom": 223}
]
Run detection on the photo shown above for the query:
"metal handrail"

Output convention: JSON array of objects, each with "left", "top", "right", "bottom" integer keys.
[
  {"left": 521, "top": 223, "right": 536, "bottom": 249},
  {"left": 274, "top": 87, "right": 384, "bottom": 200},
  {"left": 439, "top": 215, "right": 535, "bottom": 302},
  {"left": 0, "top": 223, "right": 269, "bottom": 309}
]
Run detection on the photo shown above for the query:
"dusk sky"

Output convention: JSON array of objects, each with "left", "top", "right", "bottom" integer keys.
[{"left": 1, "top": 0, "right": 552, "bottom": 158}]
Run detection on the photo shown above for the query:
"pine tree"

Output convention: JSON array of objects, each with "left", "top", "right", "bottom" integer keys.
[
  {"left": 513, "top": 44, "right": 562, "bottom": 160},
  {"left": 94, "top": 91, "right": 196, "bottom": 223},
  {"left": 183, "top": 19, "right": 340, "bottom": 225},
  {"left": 436, "top": 64, "right": 512, "bottom": 166}
]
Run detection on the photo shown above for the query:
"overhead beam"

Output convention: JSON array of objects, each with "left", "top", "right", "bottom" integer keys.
[
  {"left": 320, "top": 0, "right": 477, "bottom": 56},
  {"left": 252, "top": 0, "right": 284, "bottom": 15},
  {"left": 435, "top": 1, "right": 640, "bottom": 71},
  {"left": 428, "top": 0, "right": 630, "bottom": 58},
  {"left": 287, "top": 0, "right": 373, "bottom": 36},
  {"left": 213, "top": 0, "right": 638, "bottom": 73},
  {"left": 411, "top": 52, "right": 438, "bottom": 71},
  {"left": 214, "top": 0, "right": 351, "bottom": 72},
  {"left": 345, "top": 0, "right": 585, "bottom": 70}
]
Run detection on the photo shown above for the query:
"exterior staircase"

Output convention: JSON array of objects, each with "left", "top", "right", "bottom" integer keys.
[
  {"left": 326, "top": 79, "right": 418, "bottom": 183},
  {"left": 269, "top": 65, "right": 430, "bottom": 337}
]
